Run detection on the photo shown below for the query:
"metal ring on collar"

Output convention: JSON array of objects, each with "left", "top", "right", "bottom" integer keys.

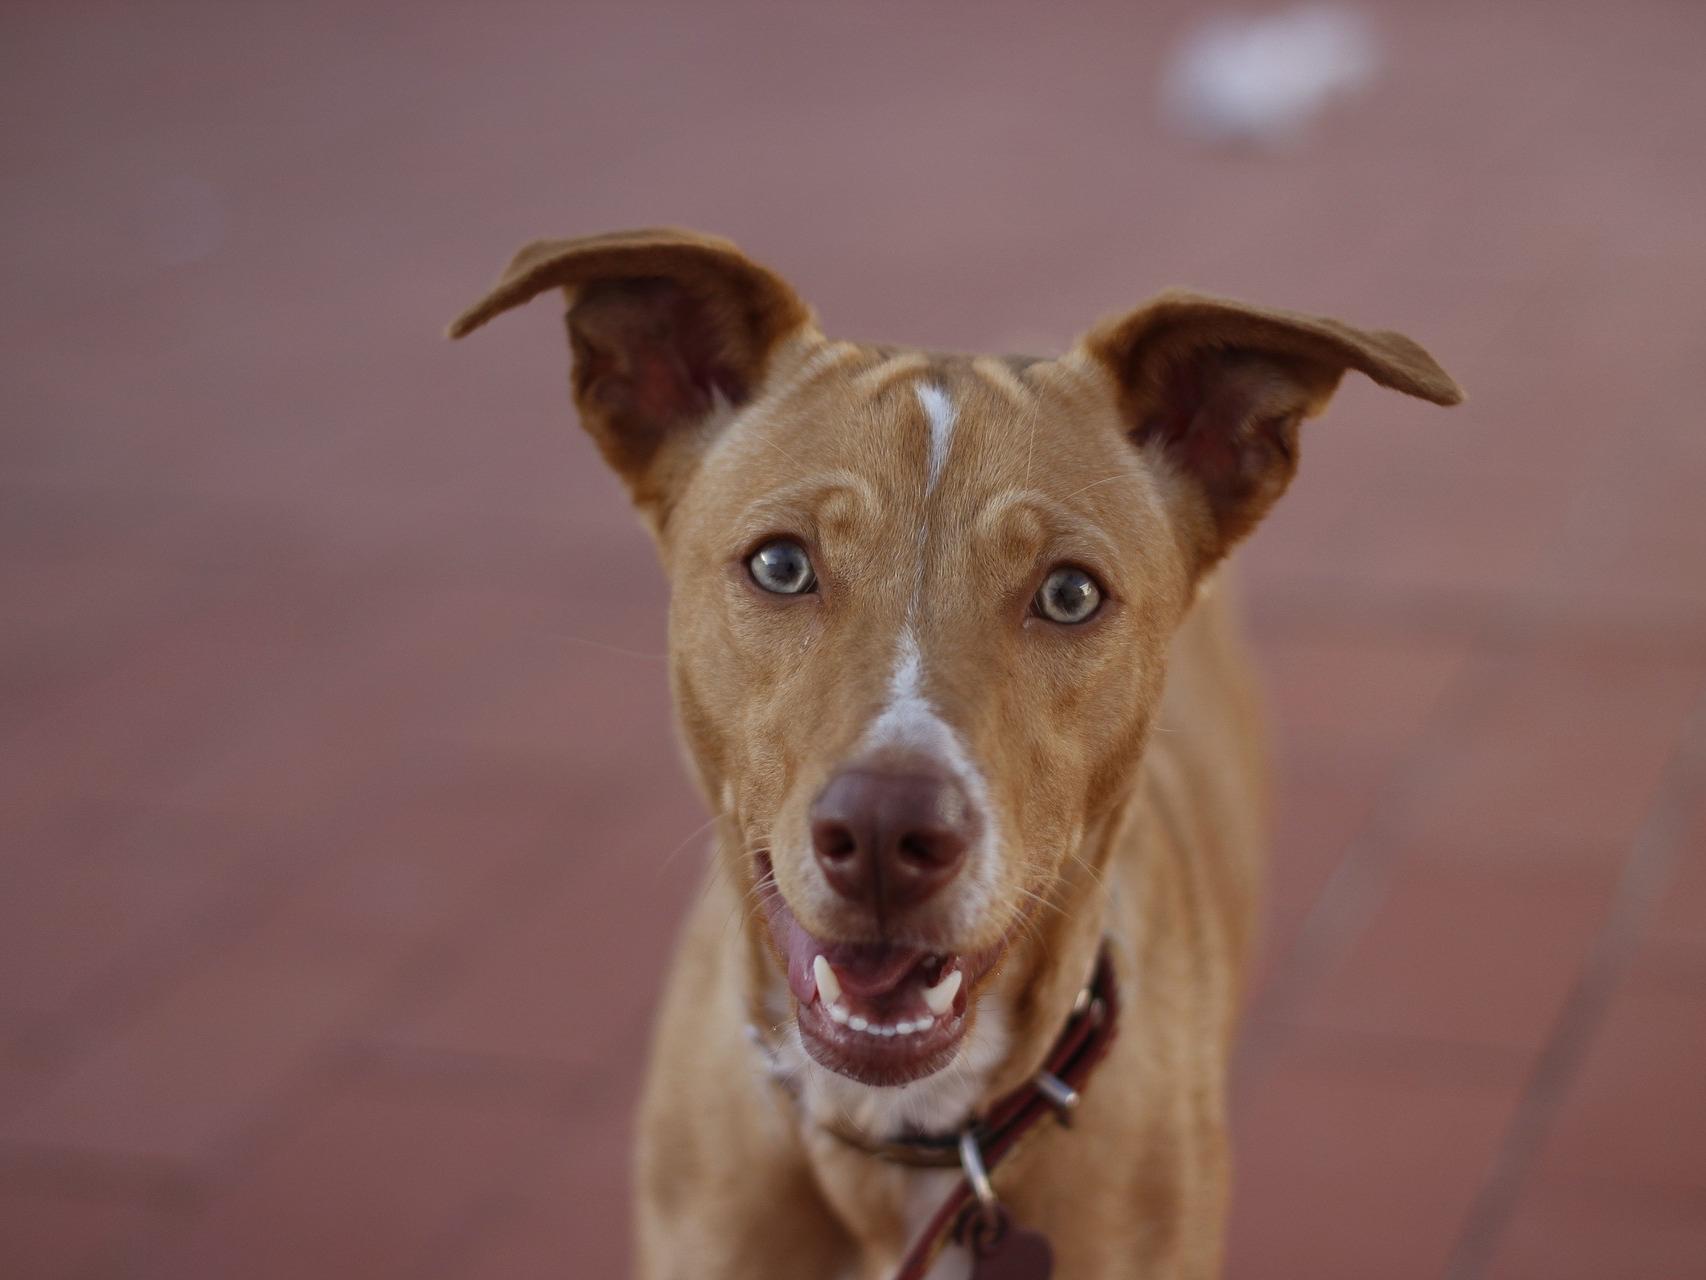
[{"left": 957, "top": 1129, "right": 997, "bottom": 1210}]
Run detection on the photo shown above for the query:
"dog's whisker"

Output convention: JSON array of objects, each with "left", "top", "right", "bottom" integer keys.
[
  {"left": 1063, "top": 851, "right": 1110, "bottom": 891},
  {"left": 739, "top": 871, "right": 779, "bottom": 910},
  {"left": 552, "top": 633, "right": 669, "bottom": 662},
  {"left": 746, "top": 424, "right": 810, "bottom": 473},
  {"left": 1020, "top": 366, "right": 1043, "bottom": 491},
  {"left": 1009, "top": 883, "right": 1070, "bottom": 921},
  {"left": 1057, "top": 467, "right": 1146, "bottom": 504},
  {"left": 653, "top": 811, "right": 730, "bottom": 880}
]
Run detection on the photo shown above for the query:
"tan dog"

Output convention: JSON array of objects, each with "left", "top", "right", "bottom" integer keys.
[{"left": 451, "top": 229, "right": 1460, "bottom": 1279}]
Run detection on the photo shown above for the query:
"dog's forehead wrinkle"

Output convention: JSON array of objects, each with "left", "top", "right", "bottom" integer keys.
[
  {"left": 969, "top": 484, "right": 1139, "bottom": 559},
  {"left": 850, "top": 350, "right": 932, "bottom": 396},
  {"left": 757, "top": 336, "right": 861, "bottom": 406},
  {"left": 733, "top": 469, "right": 885, "bottom": 540},
  {"left": 706, "top": 339, "right": 929, "bottom": 486},
  {"left": 971, "top": 354, "right": 1038, "bottom": 407},
  {"left": 716, "top": 358, "right": 1118, "bottom": 563}
]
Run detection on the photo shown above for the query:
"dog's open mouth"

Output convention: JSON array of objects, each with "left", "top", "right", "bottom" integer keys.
[{"left": 757, "top": 857, "right": 1001, "bottom": 1086}]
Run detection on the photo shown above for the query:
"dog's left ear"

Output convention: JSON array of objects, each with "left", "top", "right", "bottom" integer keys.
[
  {"left": 1081, "top": 289, "right": 1462, "bottom": 571},
  {"left": 449, "top": 228, "right": 814, "bottom": 524}
]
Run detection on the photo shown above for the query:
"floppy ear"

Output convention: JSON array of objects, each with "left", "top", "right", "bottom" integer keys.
[
  {"left": 1081, "top": 289, "right": 1462, "bottom": 570},
  {"left": 449, "top": 228, "right": 814, "bottom": 522}
]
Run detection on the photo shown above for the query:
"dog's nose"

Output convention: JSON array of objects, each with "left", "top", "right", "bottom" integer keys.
[{"left": 809, "top": 764, "right": 972, "bottom": 913}]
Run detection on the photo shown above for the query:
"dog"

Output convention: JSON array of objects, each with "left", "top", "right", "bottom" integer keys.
[{"left": 451, "top": 228, "right": 1460, "bottom": 1278}]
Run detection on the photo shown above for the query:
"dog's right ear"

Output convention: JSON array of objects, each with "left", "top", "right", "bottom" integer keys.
[{"left": 449, "top": 228, "right": 814, "bottom": 522}]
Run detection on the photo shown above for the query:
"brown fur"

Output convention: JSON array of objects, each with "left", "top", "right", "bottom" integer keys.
[{"left": 451, "top": 229, "right": 1461, "bottom": 1278}]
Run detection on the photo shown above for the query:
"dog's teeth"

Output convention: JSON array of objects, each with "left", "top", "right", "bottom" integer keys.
[
  {"left": 923, "top": 969, "right": 962, "bottom": 1016},
  {"left": 827, "top": 1002, "right": 850, "bottom": 1025},
  {"left": 812, "top": 955, "right": 842, "bottom": 1007},
  {"left": 848, "top": 1014, "right": 868, "bottom": 1032},
  {"left": 915, "top": 1016, "right": 934, "bottom": 1033},
  {"left": 878, "top": 1024, "right": 896, "bottom": 1037}
]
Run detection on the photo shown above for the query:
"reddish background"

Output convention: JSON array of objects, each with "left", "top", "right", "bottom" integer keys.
[{"left": 4, "top": 2, "right": 1704, "bottom": 1276}]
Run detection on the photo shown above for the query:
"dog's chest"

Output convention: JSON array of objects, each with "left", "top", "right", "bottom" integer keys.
[{"left": 899, "top": 1169, "right": 973, "bottom": 1280}]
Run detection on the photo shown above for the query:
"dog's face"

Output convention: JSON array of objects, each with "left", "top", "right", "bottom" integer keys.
[
  {"left": 453, "top": 229, "right": 1459, "bottom": 1090},
  {"left": 662, "top": 348, "right": 1192, "bottom": 1089}
]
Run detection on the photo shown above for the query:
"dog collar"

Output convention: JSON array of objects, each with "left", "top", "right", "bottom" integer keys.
[{"left": 752, "top": 943, "right": 1120, "bottom": 1280}]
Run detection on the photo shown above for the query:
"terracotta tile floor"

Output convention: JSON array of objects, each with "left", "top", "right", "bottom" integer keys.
[{"left": 4, "top": 2, "right": 1703, "bottom": 1275}]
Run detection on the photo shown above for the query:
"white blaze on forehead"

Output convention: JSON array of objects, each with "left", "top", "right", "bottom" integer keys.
[{"left": 915, "top": 382, "right": 957, "bottom": 496}]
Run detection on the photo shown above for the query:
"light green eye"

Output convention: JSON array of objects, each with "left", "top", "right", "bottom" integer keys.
[
  {"left": 748, "top": 539, "right": 816, "bottom": 595},
  {"left": 1034, "top": 566, "right": 1102, "bottom": 624}
]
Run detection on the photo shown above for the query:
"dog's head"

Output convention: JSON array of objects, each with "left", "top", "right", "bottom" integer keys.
[{"left": 452, "top": 228, "right": 1460, "bottom": 1091}]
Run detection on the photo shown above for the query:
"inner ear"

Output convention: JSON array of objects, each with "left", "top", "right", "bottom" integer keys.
[
  {"left": 567, "top": 278, "right": 747, "bottom": 473},
  {"left": 1135, "top": 348, "right": 1338, "bottom": 549}
]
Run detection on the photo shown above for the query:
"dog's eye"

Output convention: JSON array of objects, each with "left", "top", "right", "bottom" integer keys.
[
  {"left": 1034, "top": 566, "right": 1102, "bottom": 624},
  {"left": 748, "top": 539, "right": 817, "bottom": 595}
]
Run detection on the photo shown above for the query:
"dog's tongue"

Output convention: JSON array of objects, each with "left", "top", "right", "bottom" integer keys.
[
  {"left": 777, "top": 907, "right": 925, "bottom": 1003},
  {"left": 822, "top": 940, "right": 928, "bottom": 997}
]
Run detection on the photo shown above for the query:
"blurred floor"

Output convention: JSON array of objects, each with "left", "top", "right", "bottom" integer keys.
[{"left": 3, "top": 1, "right": 1704, "bottom": 1276}]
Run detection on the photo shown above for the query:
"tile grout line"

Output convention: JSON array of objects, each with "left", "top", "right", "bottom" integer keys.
[
  {"left": 1441, "top": 681, "right": 1706, "bottom": 1279},
  {"left": 1241, "top": 617, "right": 1509, "bottom": 1046}
]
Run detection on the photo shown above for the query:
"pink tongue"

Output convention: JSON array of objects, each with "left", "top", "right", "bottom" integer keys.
[
  {"left": 821, "top": 941, "right": 927, "bottom": 998},
  {"left": 777, "top": 908, "right": 924, "bottom": 1004}
]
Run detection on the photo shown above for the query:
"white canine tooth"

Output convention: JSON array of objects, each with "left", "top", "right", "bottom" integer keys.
[
  {"left": 813, "top": 955, "right": 842, "bottom": 1007},
  {"left": 916, "top": 1016, "right": 934, "bottom": 1032},
  {"left": 923, "top": 969, "right": 962, "bottom": 1016},
  {"left": 827, "top": 1002, "right": 850, "bottom": 1025},
  {"left": 848, "top": 1014, "right": 868, "bottom": 1032}
]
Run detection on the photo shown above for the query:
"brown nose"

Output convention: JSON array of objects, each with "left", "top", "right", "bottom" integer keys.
[{"left": 809, "top": 764, "right": 973, "bottom": 915}]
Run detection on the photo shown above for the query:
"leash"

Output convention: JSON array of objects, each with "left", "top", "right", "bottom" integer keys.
[{"left": 760, "top": 945, "right": 1119, "bottom": 1280}]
